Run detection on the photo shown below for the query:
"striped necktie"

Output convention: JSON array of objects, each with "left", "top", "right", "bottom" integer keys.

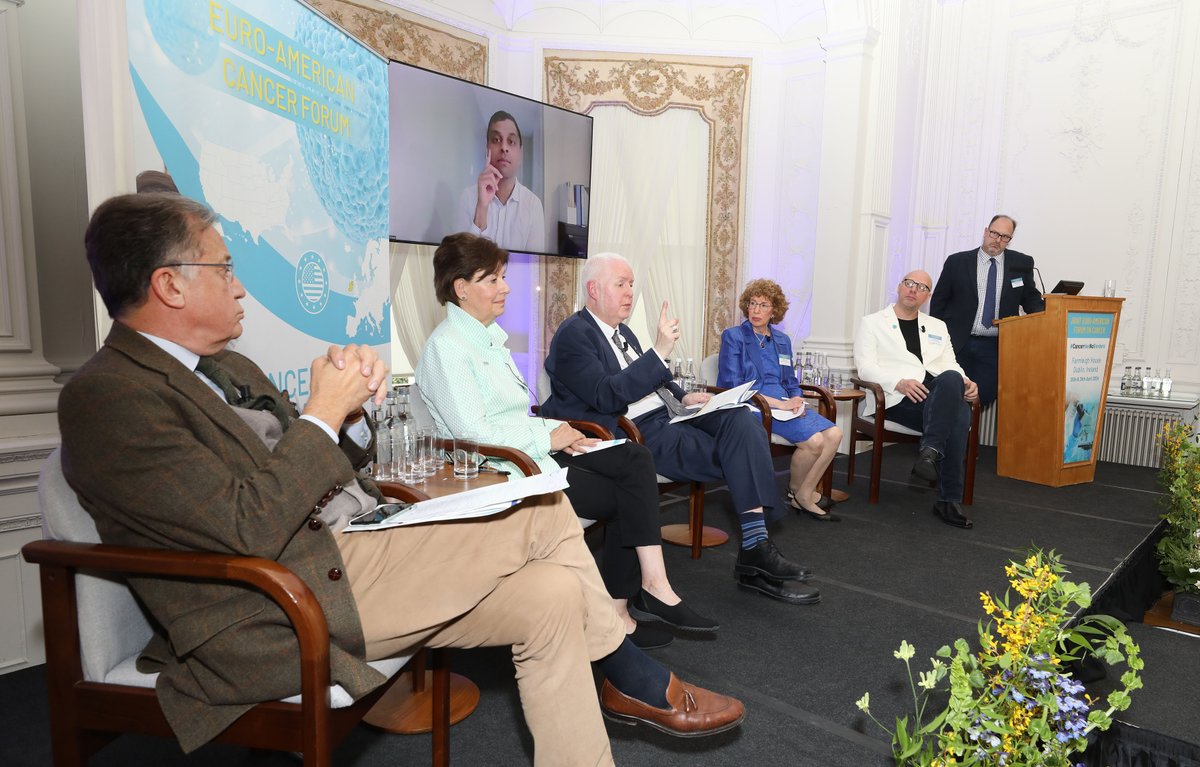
[{"left": 611, "top": 330, "right": 688, "bottom": 417}]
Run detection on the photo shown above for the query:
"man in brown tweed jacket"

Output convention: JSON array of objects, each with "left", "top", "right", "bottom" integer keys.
[{"left": 59, "top": 193, "right": 743, "bottom": 764}]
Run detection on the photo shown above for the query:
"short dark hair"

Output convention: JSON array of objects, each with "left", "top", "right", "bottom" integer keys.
[
  {"left": 486, "top": 110, "right": 522, "bottom": 146},
  {"left": 989, "top": 214, "right": 1017, "bottom": 231},
  {"left": 432, "top": 233, "right": 510, "bottom": 306},
  {"left": 84, "top": 193, "right": 217, "bottom": 318}
]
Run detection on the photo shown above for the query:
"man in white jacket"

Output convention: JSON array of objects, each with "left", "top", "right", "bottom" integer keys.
[{"left": 854, "top": 270, "right": 980, "bottom": 529}]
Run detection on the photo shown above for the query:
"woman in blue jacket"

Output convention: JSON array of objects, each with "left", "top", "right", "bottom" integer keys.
[{"left": 717, "top": 279, "right": 843, "bottom": 521}]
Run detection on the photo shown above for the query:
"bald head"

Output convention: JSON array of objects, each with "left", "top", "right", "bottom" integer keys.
[{"left": 893, "top": 270, "right": 933, "bottom": 319}]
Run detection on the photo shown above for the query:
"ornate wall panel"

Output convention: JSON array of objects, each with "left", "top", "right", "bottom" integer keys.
[
  {"left": 308, "top": 0, "right": 487, "bottom": 81},
  {"left": 542, "top": 52, "right": 752, "bottom": 356},
  {"left": 1000, "top": 2, "right": 1180, "bottom": 363}
]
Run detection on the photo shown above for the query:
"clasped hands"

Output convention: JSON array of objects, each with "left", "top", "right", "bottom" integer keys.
[
  {"left": 895, "top": 376, "right": 978, "bottom": 403},
  {"left": 305, "top": 344, "right": 390, "bottom": 430},
  {"left": 550, "top": 423, "right": 599, "bottom": 456}
]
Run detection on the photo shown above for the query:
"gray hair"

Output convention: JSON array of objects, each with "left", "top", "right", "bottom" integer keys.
[{"left": 580, "top": 252, "right": 632, "bottom": 301}]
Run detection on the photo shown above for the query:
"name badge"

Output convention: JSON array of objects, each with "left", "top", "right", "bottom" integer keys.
[
  {"left": 779, "top": 355, "right": 790, "bottom": 367},
  {"left": 927, "top": 333, "right": 943, "bottom": 343},
  {"left": 1010, "top": 276, "right": 1024, "bottom": 288}
]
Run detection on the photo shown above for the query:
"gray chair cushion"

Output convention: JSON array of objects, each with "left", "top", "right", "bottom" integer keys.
[
  {"left": 38, "top": 448, "right": 413, "bottom": 704},
  {"left": 39, "top": 448, "right": 154, "bottom": 684},
  {"left": 858, "top": 389, "right": 922, "bottom": 436}
]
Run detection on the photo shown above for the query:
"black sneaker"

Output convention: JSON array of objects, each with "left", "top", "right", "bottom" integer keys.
[{"left": 733, "top": 539, "right": 812, "bottom": 582}]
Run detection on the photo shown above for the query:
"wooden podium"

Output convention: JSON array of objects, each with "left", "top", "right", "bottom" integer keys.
[{"left": 995, "top": 295, "right": 1123, "bottom": 486}]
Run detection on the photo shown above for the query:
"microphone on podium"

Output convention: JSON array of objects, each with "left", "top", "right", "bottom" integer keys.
[{"left": 1031, "top": 266, "right": 1047, "bottom": 295}]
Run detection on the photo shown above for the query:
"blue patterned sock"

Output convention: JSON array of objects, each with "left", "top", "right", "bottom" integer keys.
[{"left": 739, "top": 511, "right": 768, "bottom": 550}]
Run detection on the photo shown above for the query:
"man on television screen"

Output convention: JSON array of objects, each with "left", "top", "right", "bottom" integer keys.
[{"left": 460, "top": 110, "right": 546, "bottom": 253}]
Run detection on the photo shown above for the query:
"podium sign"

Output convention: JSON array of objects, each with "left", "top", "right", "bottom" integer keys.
[{"left": 996, "top": 296, "right": 1124, "bottom": 486}]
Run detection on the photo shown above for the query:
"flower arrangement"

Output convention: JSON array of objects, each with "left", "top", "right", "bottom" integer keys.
[
  {"left": 856, "top": 548, "right": 1142, "bottom": 767},
  {"left": 1156, "top": 420, "right": 1200, "bottom": 595}
]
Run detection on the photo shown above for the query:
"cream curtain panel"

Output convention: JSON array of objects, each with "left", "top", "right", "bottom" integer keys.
[{"left": 587, "top": 106, "right": 709, "bottom": 365}]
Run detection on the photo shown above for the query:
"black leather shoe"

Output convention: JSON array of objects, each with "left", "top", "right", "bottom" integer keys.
[
  {"left": 933, "top": 501, "right": 973, "bottom": 529},
  {"left": 815, "top": 494, "right": 839, "bottom": 512},
  {"left": 912, "top": 446, "right": 941, "bottom": 483},
  {"left": 786, "top": 490, "right": 840, "bottom": 522},
  {"left": 629, "top": 623, "right": 673, "bottom": 650},
  {"left": 734, "top": 539, "right": 812, "bottom": 581},
  {"left": 631, "top": 591, "right": 719, "bottom": 632},
  {"left": 736, "top": 574, "right": 821, "bottom": 605}
]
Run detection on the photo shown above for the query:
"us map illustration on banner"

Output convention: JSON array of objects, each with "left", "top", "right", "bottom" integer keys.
[{"left": 126, "top": 0, "right": 389, "bottom": 404}]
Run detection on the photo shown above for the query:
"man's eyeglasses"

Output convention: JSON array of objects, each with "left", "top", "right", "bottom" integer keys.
[
  {"left": 986, "top": 229, "right": 1013, "bottom": 243},
  {"left": 901, "top": 278, "right": 932, "bottom": 293},
  {"left": 169, "top": 261, "right": 236, "bottom": 282},
  {"left": 747, "top": 300, "right": 773, "bottom": 310}
]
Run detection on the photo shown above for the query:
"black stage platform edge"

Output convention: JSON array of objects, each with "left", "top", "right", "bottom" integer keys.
[
  {"left": 1084, "top": 518, "right": 1169, "bottom": 623},
  {"left": 1082, "top": 720, "right": 1200, "bottom": 767},
  {"left": 1076, "top": 518, "right": 1198, "bottom": 766}
]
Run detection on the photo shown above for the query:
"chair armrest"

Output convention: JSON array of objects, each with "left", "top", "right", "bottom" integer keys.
[
  {"left": 433, "top": 437, "right": 541, "bottom": 476},
  {"left": 850, "top": 377, "right": 887, "bottom": 421},
  {"left": 797, "top": 384, "right": 836, "bottom": 421},
  {"left": 374, "top": 482, "right": 432, "bottom": 504},
  {"left": 22, "top": 539, "right": 334, "bottom": 702},
  {"left": 618, "top": 416, "right": 644, "bottom": 444},
  {"left": 529, "top": 406, "right": 614, "bottom": 441}
]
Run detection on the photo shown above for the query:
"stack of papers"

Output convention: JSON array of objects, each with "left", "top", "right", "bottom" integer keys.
[
  {"left": 669, "top": 380, "right": 758, "bottom": 424},
  {"left": 343, "top": 467, "right": 571, "bottom": 532}
]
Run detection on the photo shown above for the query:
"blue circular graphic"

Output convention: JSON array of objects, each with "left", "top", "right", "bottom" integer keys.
[
  {"left": 294, "top": 12, "right": 388, "bottom": 245},
  {"left": 144, "top": 0, "right": 220, "bottom": 76},
  {"left": 296, "top": 251, "right": 330, "bottom": 314}
]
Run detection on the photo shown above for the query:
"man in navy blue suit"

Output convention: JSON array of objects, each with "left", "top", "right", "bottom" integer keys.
[
  {"left": 541, "top": 253, "right": 819, "bottom": 605},
  {"left": 929, "top": 215, "right": 1044, "bottom": 407}
]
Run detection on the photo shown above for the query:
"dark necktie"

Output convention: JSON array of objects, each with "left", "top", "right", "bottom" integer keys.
[
  {"left": 980, "top": 257, "right": 997, "bottom": 330},
  {"left": 610, "top": 329, "right": 688, "bottom": 417},
  {"left": 196, "top": 356, "right": 290, "bottom": 431}
]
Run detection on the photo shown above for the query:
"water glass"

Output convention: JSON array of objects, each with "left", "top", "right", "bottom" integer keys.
[
  {"left": 453, "top": 436, "right": 481, "bottom": 479},
  {"left": 397, "top": 432, "right": 425, "bottom": 485},
  {"left": 373, "top": 432, "right": 394, "bottom": 481},
  {"left": 418, "top": 426, "right": 439, "bottom": 476},
  {"left": 829, "top": 372, "right": 842, "bottom": 394},
  {"left": 1103, "top": 279, "right": 1117, "bottom": 297}
]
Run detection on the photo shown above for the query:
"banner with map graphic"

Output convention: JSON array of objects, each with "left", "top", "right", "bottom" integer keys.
[{"left": 126, "top": 0, "right": 388, "bottom": 405}]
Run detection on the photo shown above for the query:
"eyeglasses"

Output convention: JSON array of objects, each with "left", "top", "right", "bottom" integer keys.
[
  {"left": 901, "top": 278, "right": 932, "bottom": 293},
  {"left": 747, "top": 300, "right": 773, "bottom": 310},
  {"left": 169, "top": 261, "right": 236, "bottom": 282},
  {"left": 986, "top": 229, "right": 1013, "bottom": 243}
]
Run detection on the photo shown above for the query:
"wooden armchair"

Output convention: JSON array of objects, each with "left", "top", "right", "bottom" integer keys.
[
  {"left": 847, "top": 377, "right": 980, "bottom": 504},
  {"left": 698, "top": 354, "right": 838, "bottom": 497},
  {"left": 23, "top": 448, "right": 447, "bottom": 767}
]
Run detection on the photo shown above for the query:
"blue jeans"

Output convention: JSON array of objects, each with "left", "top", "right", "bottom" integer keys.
[{"left": 885, "top": 371, "right": 971, "bottom": 502}]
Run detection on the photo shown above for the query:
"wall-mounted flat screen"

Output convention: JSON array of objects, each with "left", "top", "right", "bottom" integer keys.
[{"left": 388, "top": 60, "right": 593, "bottom": 258}]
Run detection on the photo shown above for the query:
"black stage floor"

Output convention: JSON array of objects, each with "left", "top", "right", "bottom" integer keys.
[{"left": 3, "top": 445, "right": 1195, "bottom": 766}]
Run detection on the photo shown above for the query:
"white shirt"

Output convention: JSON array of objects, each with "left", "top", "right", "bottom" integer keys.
[
  {"left": 584, "top": 308, "right": 668, "bottom": 421},
  {"left": 461, "top": 179, "right": 546, "bottom": 253}
]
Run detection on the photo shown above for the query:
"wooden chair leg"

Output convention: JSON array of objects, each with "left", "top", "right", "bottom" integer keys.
[
  {"left": 431, "top": 650, "right": 450, "bottom": 767},
  {"left": 869, "top": 434, "right": 884, "bottom": 504},
  {"left": 847, "top": 431, "right": 858, "bottom": 483}
]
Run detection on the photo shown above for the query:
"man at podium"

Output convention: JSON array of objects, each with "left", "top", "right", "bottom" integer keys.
[
  {"left": 855, "top": 271, "right": 979, "bottom": 529},
  {"left": 929, "top": 215, "right": 1044, "bottom": 407}
]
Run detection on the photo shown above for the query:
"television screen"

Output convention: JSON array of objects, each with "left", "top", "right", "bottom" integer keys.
[{"left": 388, "top": 60, "right": 593, "bottom": 258}]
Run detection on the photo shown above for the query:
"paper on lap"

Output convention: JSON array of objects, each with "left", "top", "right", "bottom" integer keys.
[{"left": 342, "top": 467, "right": 570, "bottom": 531}]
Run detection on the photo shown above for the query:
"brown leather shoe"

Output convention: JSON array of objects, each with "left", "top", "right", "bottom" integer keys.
[{"left": 600, "top": 673, "right": 745, "bottom": 737}]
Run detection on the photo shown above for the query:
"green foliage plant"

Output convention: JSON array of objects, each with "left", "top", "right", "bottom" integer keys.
[{"left": 857, "top": 548, "right": 1142, "bottom": 767}]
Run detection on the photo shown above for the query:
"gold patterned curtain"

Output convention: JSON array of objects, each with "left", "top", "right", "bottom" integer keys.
[{"left": 543, "top": 52, "right": 752, "bottom": 358}]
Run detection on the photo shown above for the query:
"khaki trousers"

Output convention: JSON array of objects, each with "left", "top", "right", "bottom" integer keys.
[{"left": 337, "top": 490, "right": 624, "bottom": 767}]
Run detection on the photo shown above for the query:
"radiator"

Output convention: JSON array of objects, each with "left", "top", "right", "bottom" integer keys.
[{"left": 977, "top": 398, "right": 1195, "bottom": 468}]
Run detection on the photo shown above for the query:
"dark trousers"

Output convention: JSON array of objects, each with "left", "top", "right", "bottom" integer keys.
[
  {"left": 960, "top": 335, "right": 999, "bottom": 407},
  {"left": 885, "top": 371, "right": 970, "bottom": 503},
  {"left": 553, "top": 441, "right": 661, "bottom": 599},
  {"left": 632, "top": 405, "right": 780, "bottom": 518}
]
